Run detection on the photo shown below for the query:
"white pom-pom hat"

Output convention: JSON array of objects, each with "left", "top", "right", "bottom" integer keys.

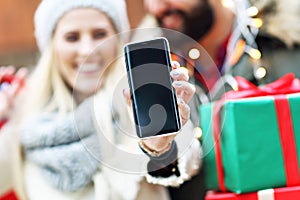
[{"left": 34, "top": 0, "right": 130, "bottom": 52}]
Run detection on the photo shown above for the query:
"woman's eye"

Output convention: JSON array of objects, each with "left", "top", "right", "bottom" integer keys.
[
  {"left": 94, "top": 31, "right": 107, "bottom": 39},
  {"left": 65, "top": 34, "right": 79, "bottom": 42}
]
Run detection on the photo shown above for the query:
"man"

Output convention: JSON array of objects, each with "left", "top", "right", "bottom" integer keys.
[
  {"left": 142, "top": 1, "right": 300, "bottom": 200},
  {"left": 142, "top": 0, "right": 260, "bottom": 106},
  {"left": 144, "top": 0, "right": 300, "bottom": 95},
  {"left": 144, "top": 0, "right": 228, "bottom": 60},
  {"left": 142, "top": 1, "right": 235, "bottom": 200}
]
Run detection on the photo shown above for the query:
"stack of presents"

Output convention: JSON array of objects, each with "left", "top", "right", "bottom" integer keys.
[{"left": 200, "top": 73, "right": 300, "bottom": 200}]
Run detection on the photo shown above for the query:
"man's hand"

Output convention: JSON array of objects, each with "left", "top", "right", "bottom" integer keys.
[{"left": 123, "top": 61, "right": 195, "bottom": 154}]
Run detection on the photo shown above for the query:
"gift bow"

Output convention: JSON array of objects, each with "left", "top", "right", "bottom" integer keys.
[
  {"left": 224, "top": 73, "right": 300, "bottom": 100},
  {"left": 213, "top": 73, "right": 300, "bottom": 192}
]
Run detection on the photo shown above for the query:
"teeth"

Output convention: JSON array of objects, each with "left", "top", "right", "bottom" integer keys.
[{"left": 79, "top": 63, "right": 99, "bottom": 72}]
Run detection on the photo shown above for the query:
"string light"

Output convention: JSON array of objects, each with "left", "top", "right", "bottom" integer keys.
[
  {"left": 224, "top": 74, "right": 239, "bottom": 91},
  {"left": 232, "top": 81, "right": 239, "bottom": 91},
  {"left": 255, "top": 67, "right": 267, "bottom": 79},
  {"left": 222, "top": 0, "right": 234, "bottom": 9},
  {"left": 245, "top": 46, "right": 261, "bottom": 60},
  {"left": 188, "top": 48, "right": 200, "bottom": 60},
  {"left": 194, "top": 127, "right": 203, "bottom": 140},
  {"left": 246, "top": 6, "right": 259, "bottom": 17},
  {"left": 252, "top": 18, "right": 263, "bottom": 28},
  {"left": 249, "top": 48, "right": 261, "bottom": 60}
]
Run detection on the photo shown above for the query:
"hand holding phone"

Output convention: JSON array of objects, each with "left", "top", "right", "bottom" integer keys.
[
  {"left": 124, "top": 38, "right": 181, "bottom": 138},
  {"left": 124, "top": 37, "right": 194, "bottom": 139}
]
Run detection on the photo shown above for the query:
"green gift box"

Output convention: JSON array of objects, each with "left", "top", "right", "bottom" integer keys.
[{"left": 200, "top": 92, "right": 300, "bottom": 194}]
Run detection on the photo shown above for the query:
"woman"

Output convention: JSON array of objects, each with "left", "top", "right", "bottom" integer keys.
[{"left": 4, "top": 0, "right": 201, "bottom": 199}]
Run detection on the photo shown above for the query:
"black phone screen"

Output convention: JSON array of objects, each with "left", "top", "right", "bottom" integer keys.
[{"left": 125, "top": 38, "right": 181, "bottom": 138}]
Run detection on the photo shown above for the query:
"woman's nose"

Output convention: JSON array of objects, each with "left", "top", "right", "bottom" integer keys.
[{"left": 78, "top": 37, "right": 96, "bottom": 57}]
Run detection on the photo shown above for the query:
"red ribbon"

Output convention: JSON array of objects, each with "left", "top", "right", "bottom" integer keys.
[
  {"left": 224, "top": 73, "right": 300, "bottom": 99},
  {"left": 212, "top": 73, "right": 300, "bottom": 191},
  {"left": 274, "top": 95, "right": 300, "bottom": 186}
]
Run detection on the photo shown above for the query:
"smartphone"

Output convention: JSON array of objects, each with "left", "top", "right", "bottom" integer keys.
[{"left": 124, "top": 37, "right": 181, "bottom": 138}]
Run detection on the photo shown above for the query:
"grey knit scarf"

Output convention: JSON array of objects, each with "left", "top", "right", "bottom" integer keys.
[{"left": 21, "top": 100, "right": 101, "bottom": 191}]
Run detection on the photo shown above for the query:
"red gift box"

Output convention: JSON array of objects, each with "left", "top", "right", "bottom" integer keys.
[{"left": 205, "top": 186, "right": 300, "bottom": 200}]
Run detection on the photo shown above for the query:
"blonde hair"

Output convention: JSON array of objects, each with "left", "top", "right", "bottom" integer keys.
[{"left": 19, "top": 40, "right": 74, "bottom": 118}]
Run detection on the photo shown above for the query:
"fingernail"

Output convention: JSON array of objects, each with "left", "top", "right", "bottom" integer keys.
[
  {"left": 171, "top": 71, "right": 180, "bottom": 77},
  {"left": 174, "top": 82, "right": 182, "bottom": 87},
  {"left": 178, "top": 98, "right": 185, "bottom": 105},
  {"left": 172, "top": 61, "right": 180, "bottom": 68}
]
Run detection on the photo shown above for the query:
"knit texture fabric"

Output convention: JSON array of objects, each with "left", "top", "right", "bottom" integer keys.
[
  {"left": 21, "top": 100, "right": 101, "bottom": 191},
  {"left": 34, "top": 0, "right": 130, "bottom": 52}
]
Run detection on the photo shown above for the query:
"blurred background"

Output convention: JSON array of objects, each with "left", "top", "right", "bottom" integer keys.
[
  {"left": 0, "top": 0, "right": 40, "bottom": 68},
  {"left": 0, "top": 0, "right": 146, "bottom": 68}
]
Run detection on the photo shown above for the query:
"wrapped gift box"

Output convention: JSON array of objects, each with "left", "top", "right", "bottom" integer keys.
[
  {"left": 205, "top": 186, "right": 300, "bottom": 200},
  {"left": 200, "top": 74, "right": 300, "bottom": 193}
]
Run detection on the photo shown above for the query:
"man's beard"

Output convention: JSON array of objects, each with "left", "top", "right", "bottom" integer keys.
[{"left": 158, "top": 0, "right": 214, "bottom": 43}]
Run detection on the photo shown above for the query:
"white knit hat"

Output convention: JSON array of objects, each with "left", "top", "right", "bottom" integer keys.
[{"left": 34, "top": 0, "right": 130, "bottom": 52}]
